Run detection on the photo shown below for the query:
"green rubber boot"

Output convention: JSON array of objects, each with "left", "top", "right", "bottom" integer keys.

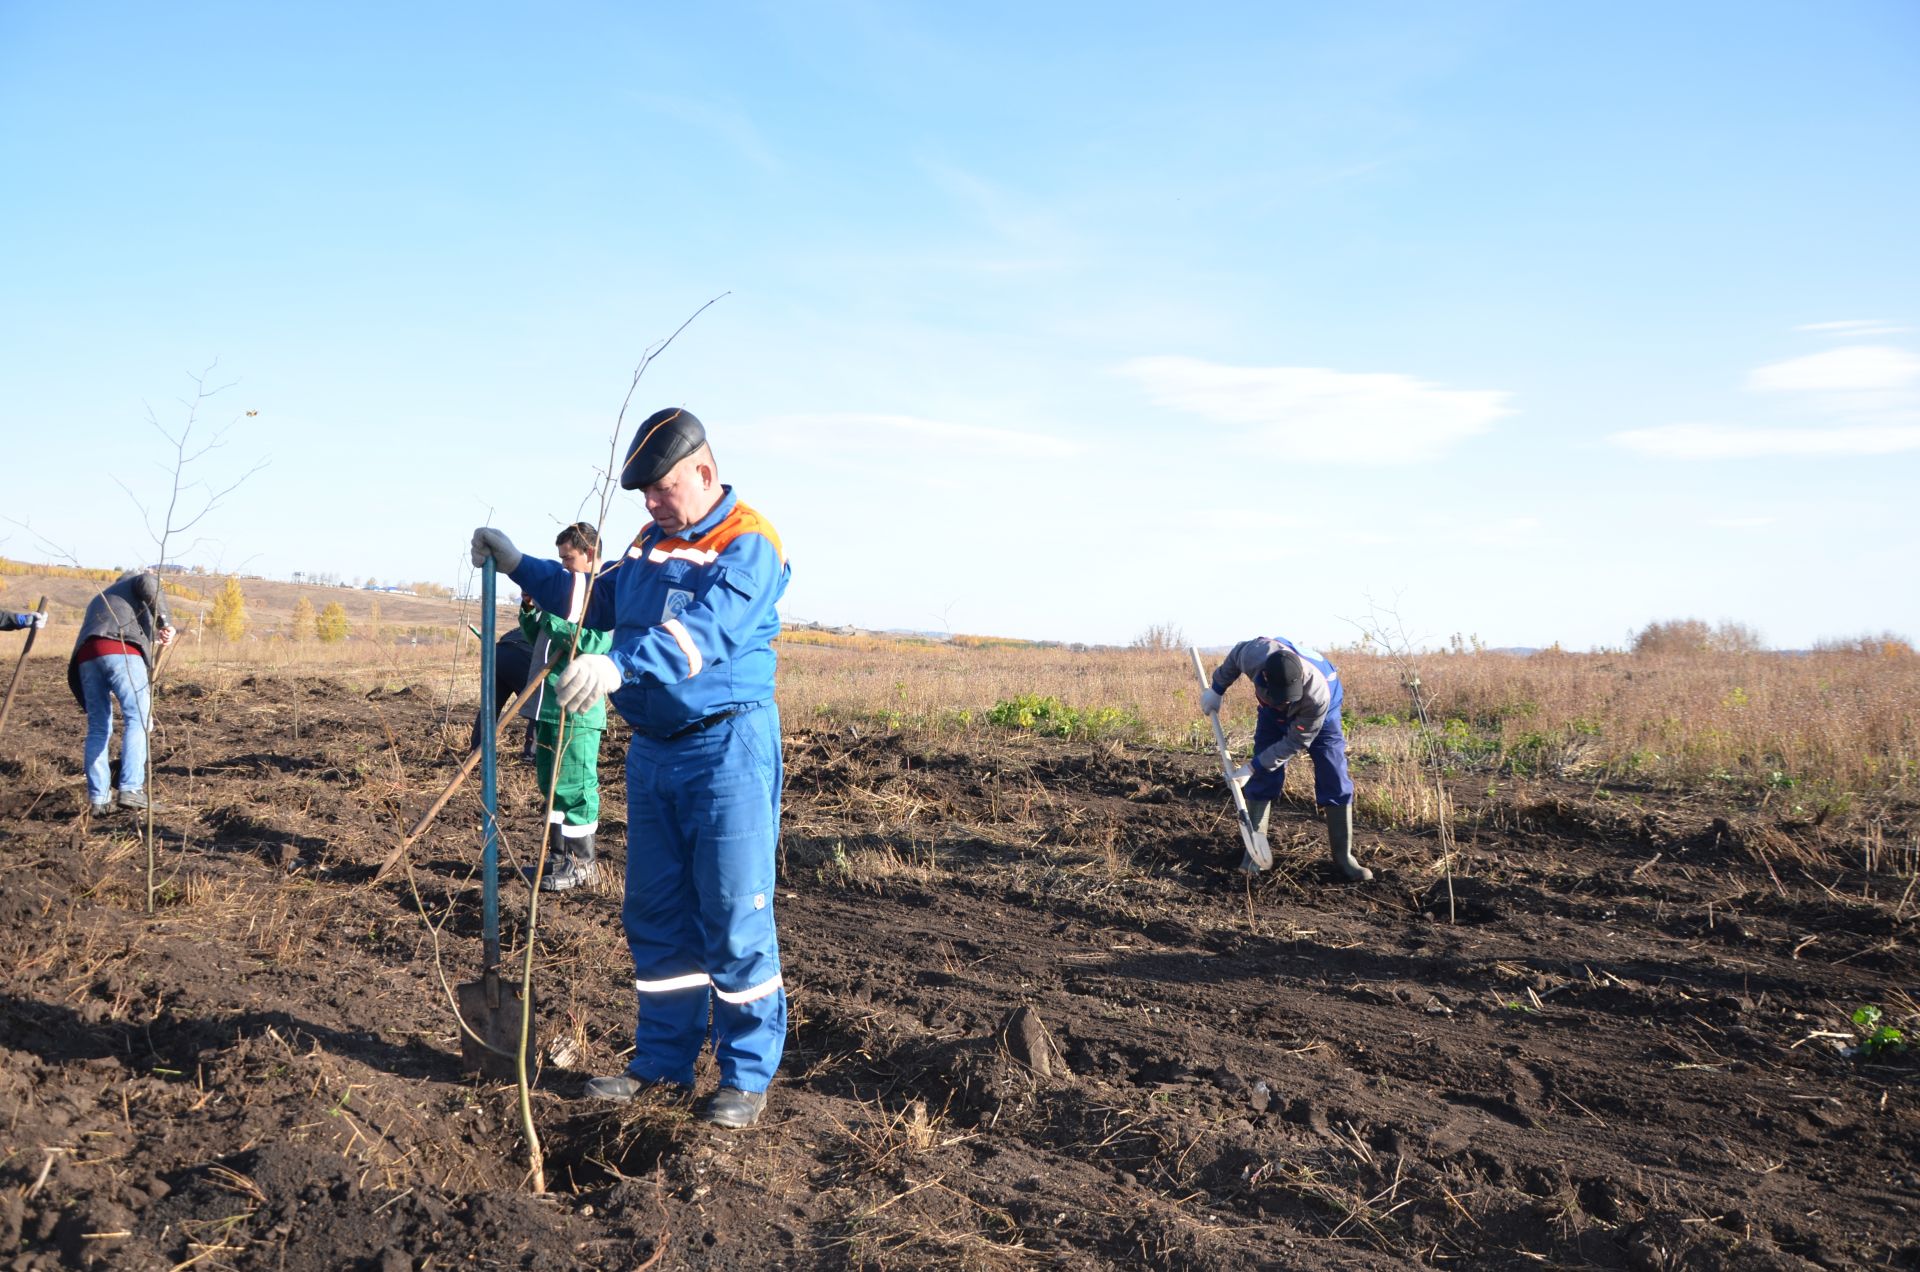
[
  {"left": 1243, "top": 798, "right": 1272, "bottom": 838},
  {"left": 1327, "top": 804, "right": 1372, "bottom": 882}
]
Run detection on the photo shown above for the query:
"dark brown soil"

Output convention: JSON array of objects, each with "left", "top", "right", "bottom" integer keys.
[{"left": 1, "top": 663, "right": 1915, "bottom": 1270}]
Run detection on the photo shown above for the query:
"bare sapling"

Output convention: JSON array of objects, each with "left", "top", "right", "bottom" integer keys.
[{"left": 116, "top": 362, "right": 267, "bottom": 913}]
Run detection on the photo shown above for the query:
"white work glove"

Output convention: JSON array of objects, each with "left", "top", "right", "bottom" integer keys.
[
  {"left": 1229, "top": 762, "right": 1254, "bottom": 789},
  {"left": 30, "top": 612, "right": 48, "bottom": 629},
  {"left": 470, "top": 527, "right": 522, "bottom": 573},
  {"left": 1199, "top": 687, "right": 1223, "bottom": 716},
  {"left": 157, "top": 624, "right": 177, "bottom": 647},
  {"left": 555, "top": 653, "right": 622, "bottom": 714}
]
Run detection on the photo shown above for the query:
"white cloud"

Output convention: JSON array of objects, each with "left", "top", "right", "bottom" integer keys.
[
  {"left": 1747, "top": 345, "right": 1920, "bottom": 393},
  {"left": 1463, "top": 516, "right": 1544, "bottom": 547},
  {"left": 1610, "top": 422, "right": 1920, "bottom": 459},
  {"left": 1119, "top": 356, "right": 1511, "bottom": 462},
  {"left": 745, "top": 412, "right": 1084, "bottom": 460},
  {"left": 1194, "top": 508, "right": 1315, "bottom": 535},
  {"left": 1795, "top": 320, "right": 1910, "bottom": 337}
]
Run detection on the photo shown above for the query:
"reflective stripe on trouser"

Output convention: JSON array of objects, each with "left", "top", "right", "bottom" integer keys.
[
  {"left": 621, "top": 705, "right": 786, "bottom": 1092},
  {"left": 80, "top": 654, "right": 151, "bottom": 802},
  {"left": 1245, "top": 683, "right": 1353, "bottom": 807},
  {"left": 534, "top": 719, "right": 603, "bottom": 830}
]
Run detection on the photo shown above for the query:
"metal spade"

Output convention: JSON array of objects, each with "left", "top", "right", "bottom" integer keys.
[
  {"left": 458, "top": 557, "right": 531, "bottom": 1079},
  {"left": 1190, "top": 646, "right": 1272, "bottom": 872}
]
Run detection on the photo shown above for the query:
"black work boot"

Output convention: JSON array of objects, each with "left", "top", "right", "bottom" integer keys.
[
  {"left": 583, "top": 1074, "right": 691, "bottom": 1102},
  {"left": 1327, "top": 804, "right": 1373, "bottom": 882},
  {"left": 542, "top": 832, "right": 597, "bottom": 892},
  {"left": 521, "top": 823, "right": 562, "bottom": 888},
  {"left": 701, "top": 1087, "right": 768, "bottom": 1128}
]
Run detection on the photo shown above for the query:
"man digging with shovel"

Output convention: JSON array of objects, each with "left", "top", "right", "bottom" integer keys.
[
  {"left": 1200, "top": 635, "right": 1373, "bottom": 883},
  {"left": 471, "top": 407, "right": 790, "bottom": 1129}
]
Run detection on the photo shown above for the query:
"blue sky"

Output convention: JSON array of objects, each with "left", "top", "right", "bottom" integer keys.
[{"left": 3, "top": 2, "right": 1915, "bottom": 649}]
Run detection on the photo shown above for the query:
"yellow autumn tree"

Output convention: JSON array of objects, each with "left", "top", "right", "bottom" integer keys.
[
  {"left": 207, "top": 577, "right": 248, "bottom": 641},
  {"left": 315, "top": 601, "right": 350, "bottom": 644},
  {"left": 291, "top": 596, "right": 316, "bottom": 642}
]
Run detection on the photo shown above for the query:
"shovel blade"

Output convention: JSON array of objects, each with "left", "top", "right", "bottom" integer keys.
[
  {"left": 1237, "top": 811, "right": 1272, "bottom": 873},
  {"left": 456, "top": 969, "right": 532, "bottom": 1082}
]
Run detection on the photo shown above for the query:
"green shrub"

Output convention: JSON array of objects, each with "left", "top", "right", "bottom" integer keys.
[{"left": 987, "top": 694, "right": 1143, "bottom": 740}]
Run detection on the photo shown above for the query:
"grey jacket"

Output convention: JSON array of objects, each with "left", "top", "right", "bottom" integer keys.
[
  {"left": 1209, "top": 637, "right": 1336, "bottom": 772},
  {"left": 67, "top": 571, "right": 173, "bottom": 706}
]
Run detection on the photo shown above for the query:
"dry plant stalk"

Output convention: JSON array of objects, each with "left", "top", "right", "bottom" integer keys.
[{"left": 1350, "top": 597, "right": 1456, "bottom": 919}]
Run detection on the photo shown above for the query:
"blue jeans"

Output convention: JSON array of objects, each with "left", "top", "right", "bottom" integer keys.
[
  {"left": 80, "top": 654, "right": 151, "bottom": 802},
  {"left": 621, "top": 705, "right": 786, "bottom": 1093}
]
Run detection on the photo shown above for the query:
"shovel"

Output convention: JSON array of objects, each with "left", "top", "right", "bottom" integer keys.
[
  {"left": 1190, "top": 646, "right": 1272, "bottom": 873},
  {"left": 458, "top": 557, "right": 531, "bottom": 1080}
]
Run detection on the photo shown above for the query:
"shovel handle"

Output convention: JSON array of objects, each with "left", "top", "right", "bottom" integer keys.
[
  {"left": 1190, "top": 647, "right": 1269, "bottom": 870},
  {"left": 480, "top": 558, "right": 500, "bottom": 971},
  {"left": 369, "top": 647, "right": 562, "bottom": 883},
  {"left": 0, "top": 595, "right": 47, "bottom": 738}
]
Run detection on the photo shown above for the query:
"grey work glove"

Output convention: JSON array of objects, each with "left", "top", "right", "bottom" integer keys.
[
  {"left": 555, "top": 653, "right": 621, "bottom": 715},
  {"left": 1199, "top": 687, "right": 1223, "bottom": 716},
  {"left": 470, "top": 527, "right": 522, "bottom": 573}
]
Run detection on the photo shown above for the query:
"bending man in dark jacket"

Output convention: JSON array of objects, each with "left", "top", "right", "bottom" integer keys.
[
  {"left": 1201, "top": 635, "right": 1371, "bottom": 882},
  {"left": 67, "top": 571, "right": 175, "bottom": 815}
]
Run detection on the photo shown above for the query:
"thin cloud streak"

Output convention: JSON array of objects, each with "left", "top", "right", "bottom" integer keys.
[
  {"left": 1747, "top": 345, "right": 1920, "bottom": 393},
  {"left": 1609, "top": 422, "right": 1920, "bottom": 459},
  {"left": 744, "top": 411, "right": 1084, "bottom": 460},
  {"left": 1795, "top": 320, "right": 1910, "bottom": 336},
  {"left": 626, "top": 92, "right": 782, "bottom": 173},
  {"left": 1119, "top": 355, "right": 1512, "bottom": 462}
]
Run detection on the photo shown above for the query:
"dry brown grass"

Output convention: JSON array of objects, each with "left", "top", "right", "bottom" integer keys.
[
  {"left": 35, "top": 621, "right": 1915, "bottom": 803},
  {"left": 777, "top": 638, "right": 1920, "bottom": 800}
]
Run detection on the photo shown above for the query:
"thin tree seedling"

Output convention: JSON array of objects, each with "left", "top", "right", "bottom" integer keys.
[{"left": 114, "top": 362, "right": 267, "bottom": 912}]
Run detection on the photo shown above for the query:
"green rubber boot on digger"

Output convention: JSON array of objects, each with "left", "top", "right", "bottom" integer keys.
[{"left": 1327, "top": 803, "right": 1373, "bottom": 882}]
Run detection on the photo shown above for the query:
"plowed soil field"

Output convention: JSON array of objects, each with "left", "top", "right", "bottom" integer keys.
[{"left": 1, "top": 664, "right": 1914, "bottom": 1270}]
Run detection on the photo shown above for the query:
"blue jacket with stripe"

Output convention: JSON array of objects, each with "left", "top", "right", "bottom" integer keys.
[{"left": 509, "top": 487, "right": 788, "bottom": 739}]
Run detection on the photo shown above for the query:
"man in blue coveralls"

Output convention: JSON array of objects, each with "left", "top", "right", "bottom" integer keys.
[
  {"left": 1200, "top": 636, "right": 1373, "bottom": 883},
  {"left": 471, "top": 407, "right": 789, "bottom": 1128}
]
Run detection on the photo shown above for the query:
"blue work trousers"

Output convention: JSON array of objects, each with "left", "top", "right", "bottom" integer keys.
[
  {"left": 80, "top": 654, "right": 151, "bottom": 803},
  {"left": 1247, "top": 686, "right": 1354, "bottom": 807},
  {"left": 622, "top": 705, "right": 786, "bottom": 1092}
]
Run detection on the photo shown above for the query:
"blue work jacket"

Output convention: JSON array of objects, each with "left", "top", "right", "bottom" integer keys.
[{"left": 510, "top": 487, "right": 788, "bottom": 738}]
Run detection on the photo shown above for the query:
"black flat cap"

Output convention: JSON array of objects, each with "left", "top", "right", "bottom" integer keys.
[
  {"left": 1260, "top": 649, "right": 1305, "bottom": 706},
  {"left": 620, "top": 408, "right": 706, "bottom": 490}
]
